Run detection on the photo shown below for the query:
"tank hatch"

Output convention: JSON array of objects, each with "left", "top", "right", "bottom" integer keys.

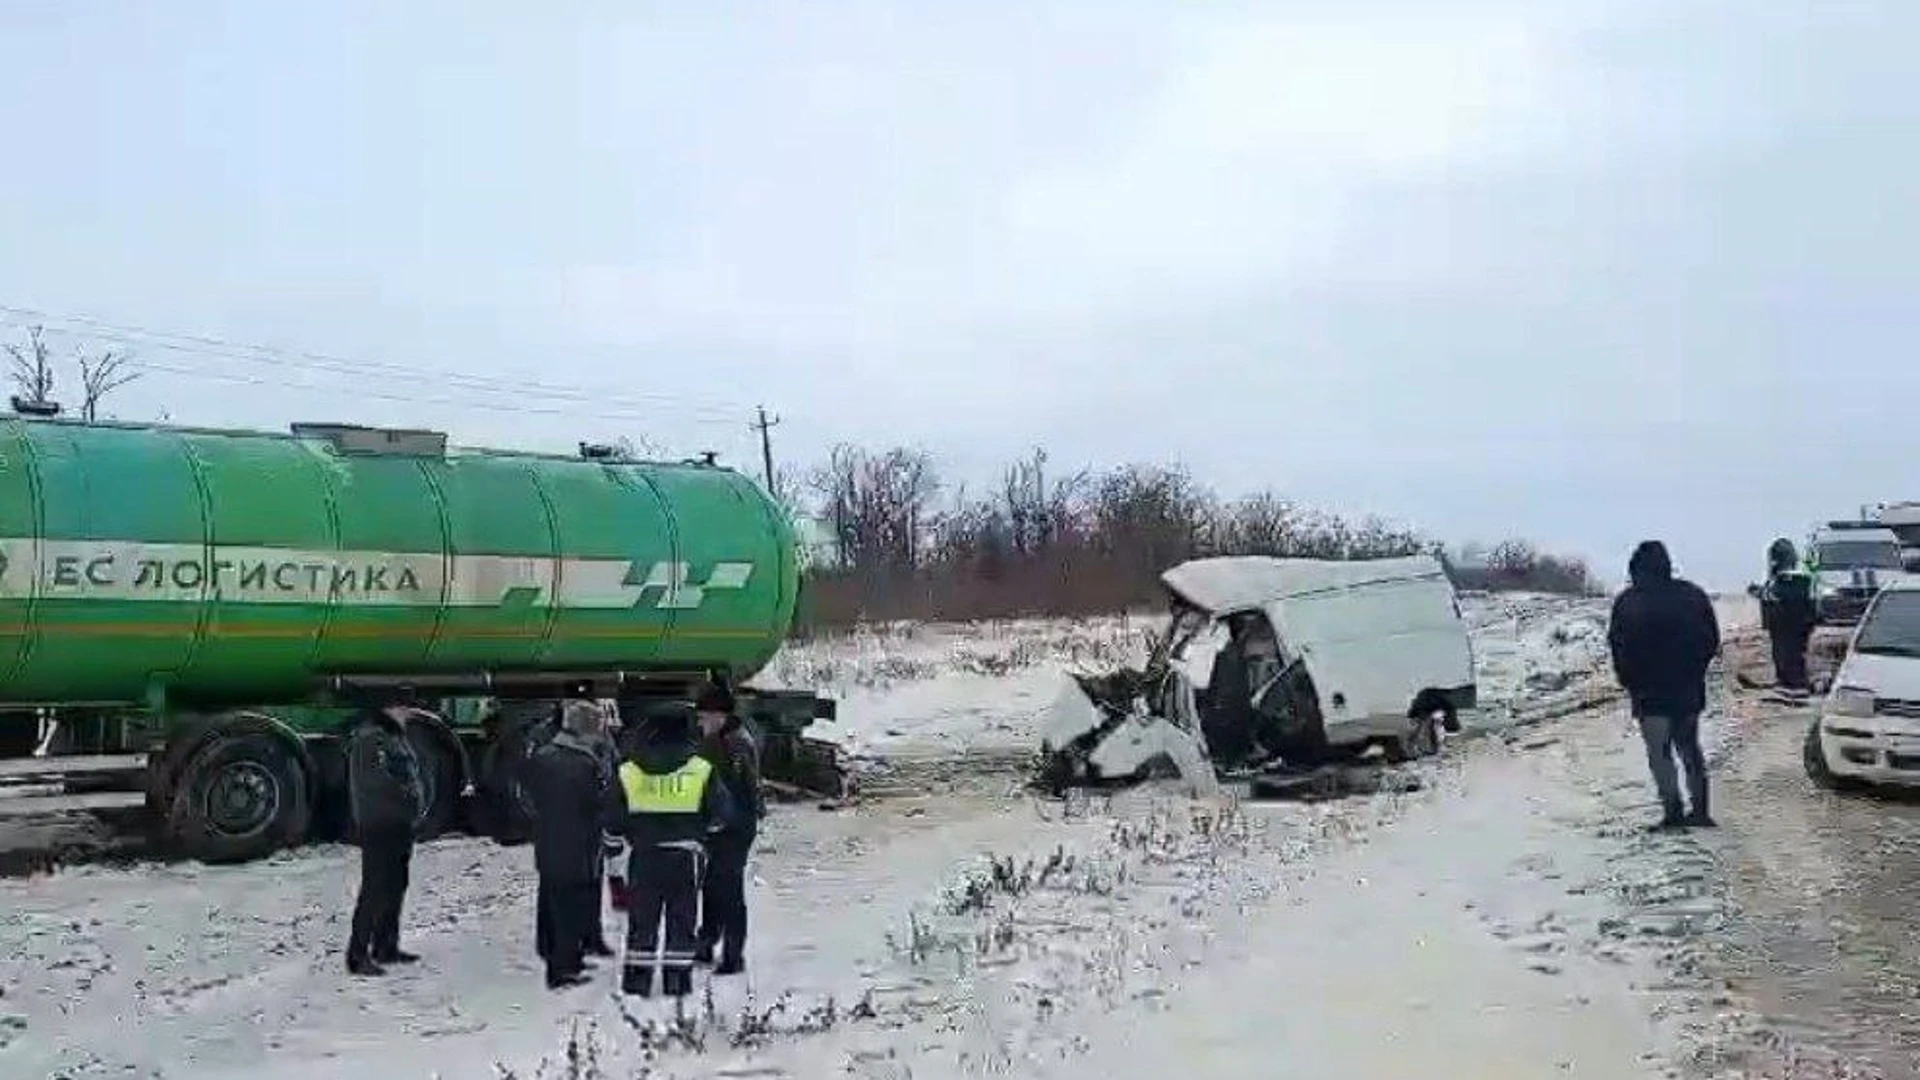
[{"left": 291, "top": 422, "right": 447, "bottom": 457}]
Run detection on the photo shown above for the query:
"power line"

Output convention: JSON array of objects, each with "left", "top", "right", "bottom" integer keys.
[
  {"left": 121, "top": 356, "right": 751, "bottom": 425},
  {"left": 0, "top": 320, "right": 758, "bottom": 432},
  {"left": 0, "top": 302, "right": 737, "bottom": 413},
  {"left": 0, "top": 303, "right": 750, "bottom": 422}
]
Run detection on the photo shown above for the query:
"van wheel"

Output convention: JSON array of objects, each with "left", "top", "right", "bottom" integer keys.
[
  {"left": 1384, "top": 714, "right": 1443, "bottom": 764},
  {"left": 1138, "top": 754, "right": 1181, "bottom": 781},
  {"left": 1803, "top": 719, "right": 1862, "bottom": 793}
]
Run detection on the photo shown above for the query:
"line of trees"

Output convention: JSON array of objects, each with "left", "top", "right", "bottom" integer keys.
[{"left": 792, "top": 444, "right": 1598, "bottom": 628}]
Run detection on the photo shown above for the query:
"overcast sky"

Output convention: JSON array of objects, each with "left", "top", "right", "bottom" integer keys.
[{"left": 1, "top": 0, "right": 1915, "bottom": 589}]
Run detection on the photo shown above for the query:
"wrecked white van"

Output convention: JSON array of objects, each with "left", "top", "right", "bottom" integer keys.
[{"left": 1035, "top": 554, "right": 1478, "bottom": 792}]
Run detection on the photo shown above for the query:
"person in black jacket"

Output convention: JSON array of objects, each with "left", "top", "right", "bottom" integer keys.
[
  {"left": 581, "top": 701, "right": 620, "bottom": 957},
  {"left": 1759, "top": 538, "right": 1818, "bottom": 697},
  {"left": 602, "top": 704, "right": 737, "bottom": 998},
  {"left": 1608, "top": 540, "right": 1722, "bottom": 830},
  {"left": 525, "top": 700, "right": 614, "bottom": 990},
  {"left": 344, "top": 704, "right": 424, "bottom": 976},
  {"left": 692, "top": 681, "right": 762, "bottom": 975}
]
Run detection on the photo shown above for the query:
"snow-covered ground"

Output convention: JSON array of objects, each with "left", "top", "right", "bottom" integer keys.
[{"left": 0, "top": 593, "right": 1846, "bottom": 1079}]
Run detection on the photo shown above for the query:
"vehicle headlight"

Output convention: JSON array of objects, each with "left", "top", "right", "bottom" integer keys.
[{"left": 1828, "top": 686, "right": 1876, "bottom": 718}]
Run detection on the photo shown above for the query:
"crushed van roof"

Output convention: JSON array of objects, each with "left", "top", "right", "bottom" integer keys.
[{"left": 1160, "top": 554, "right": 1448, "bottom": 614}]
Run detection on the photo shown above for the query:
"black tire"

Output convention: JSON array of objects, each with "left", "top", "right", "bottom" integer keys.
[
  {"left": 406, "top": 721, "right": 464, "bottom": 841},
  {"left": 477, "top": 713, "right": 550, "bottom": 845},
  {"left": 1139, "top": 753, "right": 1181, "bottom": 781},
  {"left": 1803, "top": 718, "right": 1862, "bottom": 793},
  {"left": 167, "top": 733, "right": 311, "bottom": 865},
  {"left": 1383, "top": 713, "right": 1442, "bottom": 764}
]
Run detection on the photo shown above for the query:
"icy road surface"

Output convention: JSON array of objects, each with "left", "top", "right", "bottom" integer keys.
[{"left": 0, "top": 593, "right": 1871, "bottom": 1079}]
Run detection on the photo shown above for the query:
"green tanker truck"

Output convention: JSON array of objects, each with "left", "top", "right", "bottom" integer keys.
[{"left": 0, "top": 413, "right": 841, "bottom": 864}]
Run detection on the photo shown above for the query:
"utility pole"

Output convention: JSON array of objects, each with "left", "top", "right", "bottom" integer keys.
[{"left": 750, "top": 405, "right": 781, "bottom": 496}]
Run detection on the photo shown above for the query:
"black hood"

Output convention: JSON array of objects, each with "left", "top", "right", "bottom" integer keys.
[
  {"left": 1768, "top": 537, "right": 1800, "bottom": 574},
  {"left": 1628, "top": 540, "right": 1674, "bottom": 587},
  {"left": 629, "top": 717, "right": 697, "bottom": 773}
]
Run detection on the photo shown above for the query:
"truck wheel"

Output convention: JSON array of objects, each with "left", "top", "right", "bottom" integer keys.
[
  {"left": 168, "top": 733, "right": 311, "bottom": 864},
  {"left": 405, "top": 722, "right": 463, "bottom": 842},
  {"left": 477, "top": 715, "right": 547, "bottom": 845},
  {"left": 1803, "top": 719, "right": 1861, "bottom": 793}
]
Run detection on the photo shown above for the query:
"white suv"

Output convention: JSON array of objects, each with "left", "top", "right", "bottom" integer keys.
[{"left": 1805, "top": 578, "right": 1920, "bottom": 789}]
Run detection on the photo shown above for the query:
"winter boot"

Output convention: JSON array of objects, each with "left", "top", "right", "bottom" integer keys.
[
  {"left": 374, "top": 948, "right": 420, "bottom": 965},
  {"left": 1649, "top": 802, "right": 1687, "bottom": 832},
  {"left": 347, "top": 954, "right": 387, "bottom": 977},
  {"left": 621, "top": 963, "right": 654, "bottom": 998},
  {"left": 662, "top": 968, "right": 694, "bottom": 998}
]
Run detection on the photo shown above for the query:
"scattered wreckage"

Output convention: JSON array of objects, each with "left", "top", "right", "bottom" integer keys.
[{"left": 1033, "top": 555, "right": 1478, "bottom": 800}]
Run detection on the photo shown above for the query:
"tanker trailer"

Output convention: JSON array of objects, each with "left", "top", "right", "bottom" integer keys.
[{"left": 0, "top": 414, "right": 841, "bottom": 864}]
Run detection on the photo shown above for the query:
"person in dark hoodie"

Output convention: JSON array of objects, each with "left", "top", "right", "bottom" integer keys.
[
  {"left": 344, "top": 702, "right": 424, "bottom": 976},
  {"left": 1759, "top": 537, "right": 1818, "bottom": 698},
  {"left": 692, "top": 680, "right": 762, "bottom": 975},
  {"left": 602, "top": 702, "right": 737, "bottom": 999},
  {"left": 525, "top": 700, "right": 615, "bottom": 990},
  {"left": 1608, "top": 541, "right": 1722, "bottom": 830}
]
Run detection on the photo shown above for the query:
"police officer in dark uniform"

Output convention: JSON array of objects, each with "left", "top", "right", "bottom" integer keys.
[
  {"left": 344, "top": 702, "right": 424, "bottom": 976},
  {"left": 1760, "top": 537, "right": 1818, "bottom": 698},
  {"left": 525, "top": 700, "right": 613, "bottom": 989},
  {"left": 602, "top": 702, "right": 737, "bottom": 998},
  {"left": 692, "top": 681, "right": 762, "bottom": 975}
]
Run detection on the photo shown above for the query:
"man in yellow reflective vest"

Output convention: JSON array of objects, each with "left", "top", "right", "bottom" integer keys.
[{"left": 602, "top": 702, "right": 738, "bottom": 998}]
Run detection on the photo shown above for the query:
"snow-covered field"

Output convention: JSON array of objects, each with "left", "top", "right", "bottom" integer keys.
[{"left": 0, "top": 593, "right": 1844, "bottom": 1079}]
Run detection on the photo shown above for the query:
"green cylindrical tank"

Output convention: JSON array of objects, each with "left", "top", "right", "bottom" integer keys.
[{"left": 0, "top": 418, "right": 801, "bottom": 706}]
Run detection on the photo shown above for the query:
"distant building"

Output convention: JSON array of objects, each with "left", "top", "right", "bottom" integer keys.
[{"left": 791, "top": 513, "right": 840, "bottom": 570}]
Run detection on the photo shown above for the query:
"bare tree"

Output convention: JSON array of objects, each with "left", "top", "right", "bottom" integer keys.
[
  {"left": 1000, "top": 447, "right": 1087, "bottom": 557},
  {"left": 610, "top": 433, "right": 665, "bottom": 459},
  {"left": 772, "top": 463, "right": 807, "bottom": 509},
  {"left": 1217, "top": 492, "right": 1300, "bottom": 555},
  {"left": 77, "top": 349, "right": 139, "bottom": 422},
  {"left": 6, "top": 326, "right": 57, "bottom": 405},
  {"left": 809, "top": 444, "right": 939, "bottom": 572}
]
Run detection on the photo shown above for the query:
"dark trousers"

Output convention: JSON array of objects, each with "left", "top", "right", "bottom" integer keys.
[
  {"left": 698, "top": 830, "right": 753, "bottom": 965},
  {"left": 347, "top": 828, "right": 414, "bottom": 960},
  {"left": 585, "top": 847, "right": 610, "bottom": 950},
  {"left": 1771, "top": 627, "right": 1812, "bottom": 690},
  {"left": 622, "top": 846, "right": 703, "bottom": 998},
  {"left": 535, "top": 875, "right": 599, "bottom": 980},
  {"left": 1637, "top": 712, "right": 1709, "bottom": 819}
]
